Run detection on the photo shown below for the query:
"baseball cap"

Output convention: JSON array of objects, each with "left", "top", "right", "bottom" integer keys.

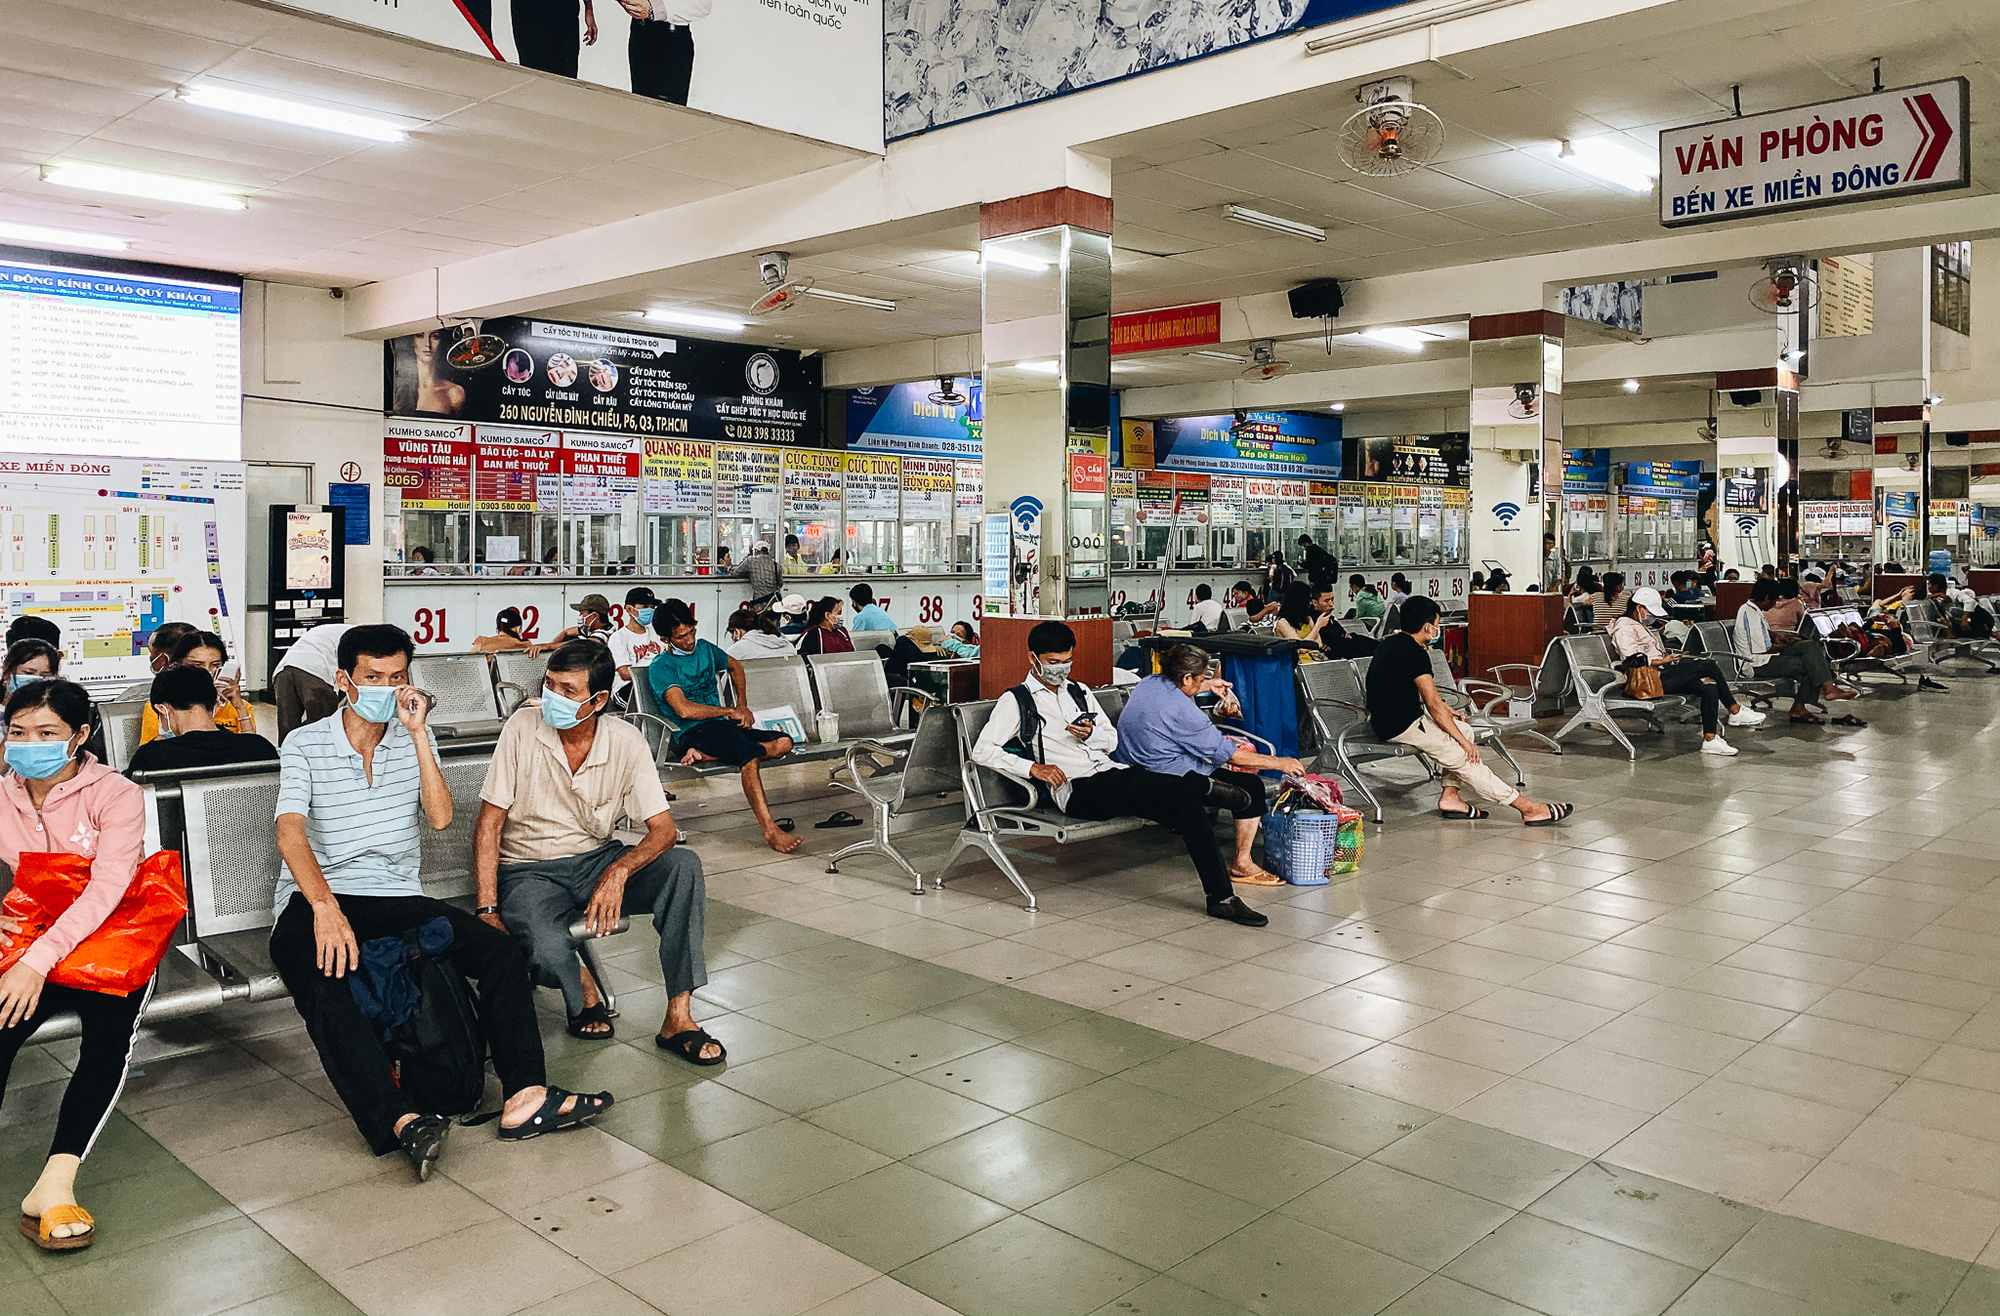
[
  {"left": 572, "top": 593, "right": 612, "bottom": 617},
  {"left": 1629, "top": 586, "right": 1667, "bottom": 617},
  {"left": 777, "top": 593, "right": 809, "bottom": 615},
  {"left": 625, "top": 585, "right": 661, "bottom": 606}
]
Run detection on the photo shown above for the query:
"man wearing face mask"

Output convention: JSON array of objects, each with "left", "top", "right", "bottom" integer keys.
[
  {"left": 473, "top": 641, "right": 719, "bottom": 1061},
  {"left": 270, "top": 625, "right": 611, "bottom": 1179},
  {"left": 124, "top": 666, "right": 279, "bottom": 777},
  {"left": 970, "top": 621, "right": 1270, "bottom": 926},
  {"left": 113, "top": 620, "right": 197, "bottom": 702},
  {"left": 604, "top": 586, "right": 664, "bottom": 707}
]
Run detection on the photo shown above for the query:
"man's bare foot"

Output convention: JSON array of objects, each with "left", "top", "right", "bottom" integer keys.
[
  {"left": 499, "top": 1085, "right": 581, "bottom": 1129},
  {"left": 1821, "top": 684, "right": 1858, "bottom": 701},
  {"left": 1516, "top": 801, "right": 1554, "bottom": 823},
  {"left": 1228, "top": 864, "right": 1286, "bottom": 886},
  {"left": 574, "top": 964, "right": 611, "bottom": 1037},
  {"left": 764, "top": 827, "right": 803, "bottom": 854}
]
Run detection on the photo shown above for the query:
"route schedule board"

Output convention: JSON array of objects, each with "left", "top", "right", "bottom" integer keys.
[{"left": 0, "top": 252, "right": 241, "bottom": 461}]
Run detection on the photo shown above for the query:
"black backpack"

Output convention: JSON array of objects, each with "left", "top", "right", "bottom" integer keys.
[
  {"left": 385, "top": 928, "right": 488, "bottom": 1118},
  {"left": 1002, "top": 680, "right": 1092, "bottom": 767}
]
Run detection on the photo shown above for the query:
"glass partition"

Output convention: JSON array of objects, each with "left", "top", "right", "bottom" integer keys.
[
  {"left": 1362, "top": 485, "right": 1392, "bottom": 566},
  {"left": 1417, "top": 486, "right": 1441, "bottom": 566},
  {"left": 1209, "top": 476, "right": 1244, "bottom": 569},
  {"left": 1244, "top": 478, "right": 1278, "bottom": 567},
  {"left": 1337, "top": 489, "right": 1365, "bottom": 567},
  {"left": 954, "top": 462, "right": 983, "bottom": 572},
  {"left": 1390, "top": 484, "right": 1417, "bottom": 566},
  {"left": 1442, "top": 487, "right": 1467, "bottom": 564},
  {"left": 1109, "top": 468, "right": 1137, "bottom": 570}
]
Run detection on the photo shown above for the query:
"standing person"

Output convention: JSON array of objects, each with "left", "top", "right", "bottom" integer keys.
[
  {"left": 619, "top": 0, "right": 704, "bottom": 104},
  {"left": 269, "top": 625, "right": 610, "bottom": 1179},
  {"left": 605, "top": 586, "right": 664, "bottom": 706},
  {"left": 1297, "top": 535, "right": 1337, "bottom": 589},
  {"left": 735, "top": 542, "right": 783, "bottom": 609},
  {"left": 795, "top": 597, "right": 854, "bottom": 657},
  {"left": 139, "top": 631, "right": 255, "bottom": 744},
  {"left": 511, "top": 0, "right": 598, "bottom": 76},
  {"left": 783, "top": 535, "right": 805, "bottom": 573},
  {"left": 1263, "top": 551, "right": 1294, "bottom": 603},
  {"left": 1114, "top": 645, "right": 1305, "bottom": 886},
  {"left": 474, "top": 641, "right": 721, "bottom": 1062},
  {"left": 970, "top": 621, "right": 1271, "bottom": 927},
  {"left": 1608, "top": 588, "right": 1763, "bottom": 756},
  {"left": 848, "top": 584, "right": 893, "bottom": 633},
  {"left": 649, "top": 602, "right": 802, "bottom": 855},
  {"left": 0, "top": 680, "right": 159, "bottom": 1251},
  {"left": 1736, "top": 579, "right": 1858, "bottom": 722},
  {"left": 126, "top": 667, "right": 281, "bottom": 776},
  {"left": 271, "top": 622, "right": 352, "bottom": 742},
  {"left": 1365, "top": 598, "right": 1571, "bottom": 825},
  {"left": 115, "top": 621, "right": 197, "bottom": 701}
]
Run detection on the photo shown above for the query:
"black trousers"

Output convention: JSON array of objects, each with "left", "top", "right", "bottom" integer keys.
[
  {"left": 0, "top": 981, "right": 149, "bottom": 1161},
  {"left": 511, "top": 0, "right": 580, "bottom": 76},
  {"left": 629, "top": 21, "right": 694, "bottom": 104},
  {"left": 274, "top": 668, "right": 341, "bottom": 742},
  {"left": 1656, "top": 658, "right": 1734, "bottom": 734},
  {"left": 1063, "top": 769, "right": 1236, "bottom": 904},
  {"left": 271, "top": 893, "right": 547, "bottom": 1154}
]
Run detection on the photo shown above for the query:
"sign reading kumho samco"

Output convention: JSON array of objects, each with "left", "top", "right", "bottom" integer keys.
[{"left": 1658, "top": 79, "right": 1967, "bottom": 226}]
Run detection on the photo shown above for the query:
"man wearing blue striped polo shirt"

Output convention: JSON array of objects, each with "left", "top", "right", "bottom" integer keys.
[{"left": 270, "top": 624, "right": 614, "bottom": 1181}]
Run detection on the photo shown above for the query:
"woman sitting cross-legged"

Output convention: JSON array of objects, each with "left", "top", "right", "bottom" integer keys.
[{"left": 1609, "top": 587, "right": 1765, "bottom": 757}]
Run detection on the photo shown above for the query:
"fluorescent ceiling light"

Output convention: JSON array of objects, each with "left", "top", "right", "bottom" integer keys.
[
  {"left": 41, "top": 163, "right": 247, "bottom": 210},
  {"left": 1557, "top": 138, "right": 1657, "bottom": 193},
  {"left": 0, "top": 221, "right": 129, "bottom": 252},
  {"left": 804, "top": 287, "right": 897, "bottom": 311},
  {"left": 1221, "top": 203, "right": 1326, "bottom": 243},
  {"left": 178, "top": 84, "right": 407, "bottom": 142},
  {"left": 1017, "top": 359, "right": 1061, "bottom": 374},
  {"left": 978, "top": 248, "right": 1051, "bottom": 273},
  {"left": 1623, "top": 378, "right": 1640, "bottom": 392},
  {"left": 1360, "top": 326, "right": 1432, "bottom": 352},
  {"left": 1329, "top": 402, "right": 1346, "bottom": 412},
  {"left": 644, "top": 308, "right": 747, "bottom": 332},
  {"left": 1186, "top": 350, "right": 1247, "bottom": 363}
]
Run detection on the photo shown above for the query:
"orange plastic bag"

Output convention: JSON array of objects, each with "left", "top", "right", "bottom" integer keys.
[{"left": 0, "top": 851, "right": 188, "bottom": 995}]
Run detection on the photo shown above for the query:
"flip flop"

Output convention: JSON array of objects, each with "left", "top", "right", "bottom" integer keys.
[
  {"left": 815, "top": 811, "right": 863, "bottom": 829},
  {"left": 1830, "top": 713, "right": 1868, "bottom": 727},
  {"left": 657, "top": 1028, "right": 727, "bottom": 1066},
  {"left": 775, "top": 818, "right": 796, "bottom": 833},
  {"left": 19, "top": 1205, "right": 93, "bottom": 1251},
  {"left": 1524, "top": 803, "right": 1574, "bottom": 827},
  {"left": 1229, "top": 868, "right": 1286, "bottom": 886},
  {"left": 1438, "top": 807, "right": 1490, "bottom": 820}
]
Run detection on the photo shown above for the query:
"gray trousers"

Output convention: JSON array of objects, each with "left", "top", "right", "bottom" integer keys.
[{"left": 497, "top": 839, "right": 706, "bottom": 1017}]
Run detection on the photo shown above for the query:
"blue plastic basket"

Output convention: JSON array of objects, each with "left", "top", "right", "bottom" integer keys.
[{"left": 1261, "top": 807, "right": 1364, "bottom": 886}]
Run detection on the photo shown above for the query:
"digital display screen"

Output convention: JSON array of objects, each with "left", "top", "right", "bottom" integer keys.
[{"left": 0, "top": 251, "right": 241, "bottom": 462}]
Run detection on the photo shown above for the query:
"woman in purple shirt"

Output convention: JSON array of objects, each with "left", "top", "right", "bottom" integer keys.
[{"left": 1114, "top": 646, "right": 1305, "bottom": 886}]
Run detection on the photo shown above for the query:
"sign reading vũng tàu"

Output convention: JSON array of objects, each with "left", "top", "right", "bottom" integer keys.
[{"left": 1658, "top": 79, "right": 1968, "bottom": 227}]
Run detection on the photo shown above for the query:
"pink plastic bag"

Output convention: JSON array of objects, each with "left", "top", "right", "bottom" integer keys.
[{"left": 1280, "top": 772, "right": 1344, "bottom": 811}]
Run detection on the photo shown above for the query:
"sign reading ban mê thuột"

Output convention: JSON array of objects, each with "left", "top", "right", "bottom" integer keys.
[{"left": 1658, "top": 79, "right": 1968, "bottom": 226}]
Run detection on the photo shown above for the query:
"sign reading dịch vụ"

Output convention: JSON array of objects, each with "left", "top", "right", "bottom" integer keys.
[{"left": 1658, "top": 79, "right": 1968, "bottom": 226}]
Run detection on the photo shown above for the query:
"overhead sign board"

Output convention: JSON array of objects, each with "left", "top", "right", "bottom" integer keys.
[
  {"left": 1658, "top": 79, "right": 1968, "bottom": 226},
  {"left": 1110, "top": 304, "right": 1222, "bottom": 356}
]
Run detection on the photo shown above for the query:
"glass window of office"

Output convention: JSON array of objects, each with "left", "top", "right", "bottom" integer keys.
[
  {"left": 1135, "top": 472, "right": 1175, "bottom": 567},
  {"left": 843, "top": 453, "right": 901, "bottom": 573},
  {"left": 715, "top": 444, "right": 781, "bottom": 577},
  {"left": 1442, "top": 487, "right": 1467, "bottom": 564},
  {"left": 900, "top": 457, "right": 954, "bottom": 574},
  {"left": 1337, "top": 489, "right": 1365, "bottom": 567},
  {"left": 1390, "top": 485, "right": 1418, "bottom": 566},
  {"left": 1417, "top": 486, "right": 1442, "bottom": 565},
  {"left": 1109, "top": 468, "right": 1137, "bottom": 570},
  {"left": 954, "top": 462, "right": 984, "bottom": 572},
  {"left": 781, "top": 449, "right": 843, "bottom": 571},
  {"left": 559, "top": 435, "right": 643, "bottom": 575},
  {"left": 1278, "top": 481, "right": 1308, "bottom": 564},
  {"left": 468, "top": 429, "right": 557, "bottom": 575},
  {"left": 385, "top": 433, "right": 473, "bottom": 574},
  {"left": 1243, "top": 478, "right": 1278, "bottom": 567},
  {"left": 1308, "top": 482, "right": 1338, "bottom": 561},
  {"left": 641, "top": 439, "right": 716, "bottom": 575},
  {"left": 1173, "top": 475, "right": 1209, "bottom": 566},
  {"left": 1208, "top": 476, "right": 1244, "bottom": 569},
  {"left": 1362, "top": 486, "right": 1393, "bottom": 567}
]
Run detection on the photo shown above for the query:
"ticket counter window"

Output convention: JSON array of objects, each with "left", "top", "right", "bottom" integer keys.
[
  {"left": 395, "top": 509, "right": 470, "bottom": 574},
  {"left": 846, "top": 519, "right": 897, "bottom": 573},
  {"left": 1172, "top": 522, "right": 1204, "bottom": 567},
  {"left": 644, "top": 514, "right": 713, "bottom": 575},
  {"left": 954, "top": 511, "right": 981, "bottom": 572},
  {"left": 717, "top": 518, "right": 778, "bottom": 574},
  {"left": 785, "top": 518, "right": 839, "bottom": 571},
  {"left": 1363, "top": 503, "right": 1392, "bottom": 567},
  {"left": 474, "top": 509, "right": 554, "bottom": 575},
  {"left": 1210, "top": 525, "right": 1241, "bottom": 570},
  {"left": 902, "top": 519, "right": 949, "bottom": 574}
]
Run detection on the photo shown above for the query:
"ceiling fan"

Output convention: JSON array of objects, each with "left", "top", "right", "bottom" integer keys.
[
  {"left": 927, "top": 375, "right": 967, "bottom": 405},
  {"left": 1242, "top": 340, "right": 1291, "bottom": 381},
  {"left": 1748, "top": 258, "right": 1814, "bottom": 315}
]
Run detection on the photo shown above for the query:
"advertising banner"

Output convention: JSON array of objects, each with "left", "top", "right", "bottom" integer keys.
[
  {"left": 1660, "top": 79, "right": 1969, "bottom": 226},
  {"left": 475, "top": 426, "right": 560, "bottom": 511},
  {"left": 384, "top": 420, "right": 472, "bottom": 510},
  {"left": 1621, "top": 459, "right": 1702, "bottom": 494},
  {"left": 1722, "top": 476, "right": 1768, "bottom": 512},
  {"left": 1121, "top": 419, "right": 1157, "bottom": 470},
  {"left": 955, "top": 462, "right": 984, "bottom": 525},
  {"left": 1136, "top": 472, "right": 1176, "bottom": 526},
  {"left": 845, "top": 378, "right": 981, "bottom": 457},
  {"left": 1173, "top": 472, "right": 1210, "bottom": 525},
  {"left": 1208, "top": 476, "right": 1244, "bottom": 527},
  {"left": 643, "top": 438, "right": 715, "bottom": 514},
  {"left": 901, "top": 457, "right": 955, "bottom": 520},
  {"left": 386, "top": 318, "right": 821, "bottom": 445},
  {"left": 1562, "top": 448, "right": 1611, "bottom": 492},
  {"left": 842, "top": 452, "right": 901, "bottom": 517},
  {"left": 1109, "top": 303, "right": 1221, "bottom": 356},
  {"left": 1278, "top": 481, "right": 1309, "bottom": 533},
  {"left": 1149, "top": 411, "right": 1342, "bottom": 477},
  {"left": 1840, "top": 503, "right": 1872, "bottom": 535},
  {"left": 284, "top": 511, "right": 336, "bottom": 592},
  {"left": 783, "top": 449, "right": 843, "bottom": 519},
  {"left": 717, "top": 444, "right": 781, "bottom": 519},
  {"left": 269, "top": 0, "right": 883, "bottom": 151},
  {"left": 560, "top": 431, "right": 641, "bottom": 513},
  {"left": 1309, "top": 481, "right": 1339, "bottom": 523}
]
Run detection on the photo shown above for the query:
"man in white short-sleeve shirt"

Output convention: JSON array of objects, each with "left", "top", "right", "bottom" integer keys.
[{"left": 604, "top": 585, "right": 664, "bottom": 705}]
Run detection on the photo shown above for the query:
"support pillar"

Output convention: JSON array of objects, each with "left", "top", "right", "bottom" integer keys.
[
  {"left": 1468, "top": 312, "right": 1564, "bottom": 590},
  {"left": 1713, "top": 367, "right": 1799, "bottom": 577}
]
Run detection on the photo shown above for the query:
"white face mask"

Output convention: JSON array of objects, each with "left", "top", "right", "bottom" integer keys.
[{"left": 1035, "top": 658, "right": 1073, "bottom": 686}]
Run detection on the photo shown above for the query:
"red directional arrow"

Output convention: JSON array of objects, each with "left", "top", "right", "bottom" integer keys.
[{"left": 1905, "top": 93, "right": 1953, "bottom": 181}]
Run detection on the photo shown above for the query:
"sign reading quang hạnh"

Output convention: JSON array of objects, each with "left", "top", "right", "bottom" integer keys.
[{"left": 1659, "top": 79, "right": 1968, "bottom": 226}]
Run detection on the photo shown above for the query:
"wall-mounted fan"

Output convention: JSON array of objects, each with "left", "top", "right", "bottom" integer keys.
[
  {"left": 1506, "top": 382, "right": 1541, "bottom": 420},
  {"left": 1337, "top": 76, "right": 1446, "bottom": 177},
  {"left": 1748, "top": 258, "right": 1814, "bottom": 315},
  {"left": 749, "top": 250, "right": 814, "bottom": 316},
  {"left": 927, "top": 376, "right": 967, "bottom": 405},
  {"left": 1820, "top": 438, "right": 1846, "bottom": 460},
  {"left": 1243, "top": 340, "right": 1291, "bottom": 381},
  {"left": 443, "top": 319, "right": 507, "bottom": 370}
]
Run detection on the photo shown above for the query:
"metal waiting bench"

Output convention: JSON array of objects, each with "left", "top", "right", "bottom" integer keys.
[
  {"left": 1904, "top": 598, "right": 2000, "bottom": 671},
  {"left": 1801, "top": 607, "right": 1917, "bottom": 686},
  {"left": 1688, "top": 622, "right": 1791, "bottom": 709},
  {"left": 1295, "top": 658, "right": 1422, "bottom": 823},
  {"left": 1547, "top": 633, "right": 1686, "bottom": 760},
  {"left": 825, "top": 704, "right": 965, "bottom": 893},
  {"left": 409, "top": 653, "right": 508, "bottom": 739}
]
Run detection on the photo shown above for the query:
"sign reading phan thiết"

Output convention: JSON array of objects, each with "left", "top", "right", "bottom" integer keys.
[{"left": 1658, "top": 79, "right": 1968, "bottom": 226}]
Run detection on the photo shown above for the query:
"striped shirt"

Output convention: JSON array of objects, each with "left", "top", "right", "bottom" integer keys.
[{"left": 272, "top": 712, "right": 437, "bottom": 914}]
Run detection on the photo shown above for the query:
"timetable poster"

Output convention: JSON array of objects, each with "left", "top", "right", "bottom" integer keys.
[{"left": 385, "top": 317, "right": 822, "bottom": 446}]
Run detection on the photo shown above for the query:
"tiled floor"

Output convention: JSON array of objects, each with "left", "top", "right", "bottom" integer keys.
[{"left": 1, "top": 670, "right": 1995, "bottom": 1314}]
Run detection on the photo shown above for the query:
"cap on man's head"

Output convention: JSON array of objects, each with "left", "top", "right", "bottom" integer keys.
[
  {"left": 572, "top": 593, "right": 613, "bottom": 617},
  {"left": 1629, "top": 586, "right": 1667, "bottom": 616},
  {"left": 625, "top": 586, "right": 661, "bottom": 606}
]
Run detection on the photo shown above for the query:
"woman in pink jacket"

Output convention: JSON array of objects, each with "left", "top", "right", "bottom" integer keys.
[{"left": 0, "top": 679, "right": 147, "bottom": 1251}]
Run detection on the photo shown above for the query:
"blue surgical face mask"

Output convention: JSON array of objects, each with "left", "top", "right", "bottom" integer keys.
[
  {"left": 154, "top": 708, "right": 176, "bottom": 740},
  {"left": 7, "top": 674, "right": 36, "bottom": 694},
  {"left": 348, "top": 685, "right": 398, "bottom": 723},
  {"left": 540, "top": 686, "right": 598, "bottom": 730},
  {"left": 6, "top": 738, "right": 75, "bottom": 780},
  {"left": 634, "top": 607, "right": 655, "bottom": 626}
]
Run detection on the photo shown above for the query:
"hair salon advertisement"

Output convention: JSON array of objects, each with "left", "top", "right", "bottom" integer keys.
[
  {"left": 271, "top": 0, "right": 883, "bottom": 151},
  {"left": 385, "top": 318, "right": 822, "bottom": 446}
]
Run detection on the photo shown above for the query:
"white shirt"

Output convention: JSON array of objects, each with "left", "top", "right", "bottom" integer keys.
[
  {"left": 273, "top": 623, "right": 352, "bottom": 687},
  {"left": 606, "top": 624, "right": 664, "bottom": 697},
  {"left": 1735, "top": 602, "right": 1776, "bottom": 668},
  {"left": 971, "top": 678, "right": 1121, "bottom": 809},
  {"left": 1189, "top": 599, "right": 1224, "bottom": 631},
  {"left": 649, "top": 0, "right": 712, "bottom": 23}
]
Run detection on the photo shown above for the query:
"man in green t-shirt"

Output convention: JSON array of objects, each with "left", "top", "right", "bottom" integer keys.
[{"left": 647, "top": 601, "right": 800, "bottom": 854}]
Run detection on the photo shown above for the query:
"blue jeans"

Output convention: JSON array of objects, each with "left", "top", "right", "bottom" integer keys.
[{"left": 497, "top": 840, "right": 707, "bottom": 1017}]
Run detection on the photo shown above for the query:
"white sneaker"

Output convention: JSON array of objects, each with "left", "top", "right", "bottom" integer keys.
[
  {"left": 1727, "top": 709, "right": 1766, "bottom": 728},
  {"left": 1701, "top": 737, "right": 1739, "bottom": 756}
]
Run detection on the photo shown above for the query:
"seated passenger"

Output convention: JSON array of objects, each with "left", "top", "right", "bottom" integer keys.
[
  {"left": 1763, "top": 578, "right": 1807, "bottom": 635},
  {"left": 1225, "top": 582, "right": 1278, "bottom": 625},
  {"left": 1388, "top": 574, "right": 1412, "bottom": 606},
  {"left": 848, "top": 583, "right": 893, "bottom": 633},
  {"left": 1591, "top": 571, "right": 1628, "bottom": 632},
  {"left": 648, "top": 602, "right": 801, "bottom": 855},
  {"left": 541, "top": 593, "right": 614, "bottom": 651},
  {"left": 1187, "top": 584, "right": 1225, "bottom": 632},
  {"left": 115, "top": 620, "right": 198, "bottom": 701},
  {"left": 795, "top": 597, "right": 855, "bottom": 657},
  {"left": 3, "top": 640, "right": 58, "bottom": 696},
  {"left": 125, "top": 666, "right": 280, "bottom": 776},
  {"left": 941, "top": 620, "right": 981, "bottom": 658},
  {"left": 605, "top": 587, "right": 664, "bottom": 707},
  {"left": 140, "top": 631, "right": 254, "bottom": 743},
  {"left": 270, "top": 624, "right": 609, "bottom": 1180},
  {"left": 1365, "top": 598, "right": 1571, "bottom": 825},
  {"left": 773, "top": 594, "right": 811, "bottom": 636},
  {"left": 1349, "top": 575, "right": 1385, "bottom": 624},
  {"left": 471, "top": 608, "right": 532, "bottom": 654},
  {"left": 1275, "top": 584, "right": 1375, "bottom": 659},
  {"left": 722, "top": 608, "right": 796, "bottom": 661},
  {"left": 0, "top": 679, "right": 161, "bottom": 1252},
  {"left": 1608, "top": 588, "right": 1764, "bottom": 756},
  {"left": 1114, "top": 645, "right": 1305, "bottom": 887},
  {"left": 970, "top": 621, "right": 1270, "bottom": 927},
  {"left": 474, "top": 641, "right": 720, "bottom": 1063},
  {"left": 1736, "top": 579, "right": 1857, "bottom": 720},
  {"left": 272, "top": 622, "right": 352, "bottom": 741},
  {"left": 1797, "top": 570, "right": 1825, "bottom": 609}
]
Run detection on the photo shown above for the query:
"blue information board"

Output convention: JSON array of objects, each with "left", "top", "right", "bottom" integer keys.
[{"left": 328, "top": 483, "right": 371, "bottom": 545}]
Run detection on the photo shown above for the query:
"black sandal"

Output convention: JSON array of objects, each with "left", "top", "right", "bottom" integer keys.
[
  {"left": 398, "top": 1113, "right": 451, "bottom": 1181},
  {"left": 1438, "top": 807, "right": 1489, "bottom": 820},
  {"left": 815, "top": 810, "right": 863, "bottom": 829},
  {"left": 1789, "top": 711, "right": 1824, "bottom": 725},
  {"left": 1830, "top": 713, "right": 1868, "bottom": 727},
  {"left": 657, "top": 1028, "right": 727, "bottom": 1066},
  {"left": 1524, "top": 803, "right": 1574, "bottom": 827},
  {"left": 775, "top": 818, "right": 796, "bottom": 833},
  {"left": 495, "top": 1087, "right": 613, "bottom": 1141},
  {"left": 567, "top": 1003, "right": 615, "bottom": 1040}
]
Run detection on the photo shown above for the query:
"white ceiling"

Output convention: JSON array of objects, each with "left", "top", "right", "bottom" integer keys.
[{"left": 0, "top": 0, "right": 857, "bottom": 284}]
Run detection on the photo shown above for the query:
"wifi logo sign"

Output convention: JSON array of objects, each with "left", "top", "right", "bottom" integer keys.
[
  {"left": 1734, "top": 515, "right": 1760, "bottom": 535},
  {"left": 1491, "top": 502, "right": 1523, "bottom": 527},
  {"left": 1010, "top": 496, "right": 1044, "bottom": 531}
]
